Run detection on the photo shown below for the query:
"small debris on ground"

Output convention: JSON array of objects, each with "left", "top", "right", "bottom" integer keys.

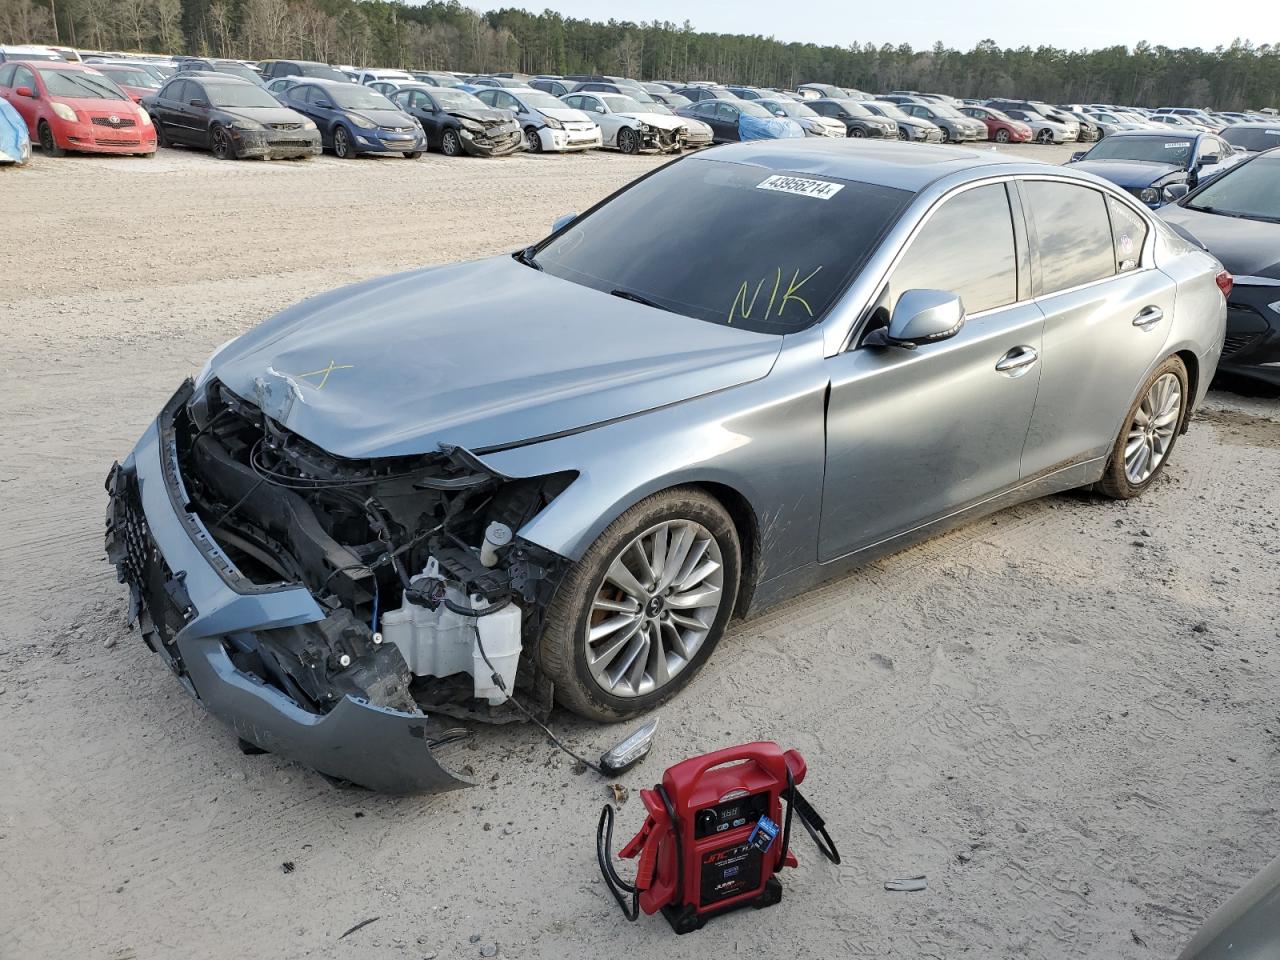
[
  {"left": 337, "top": 917, "right": 380, "bottom": 940},
  {"left": 281, "top": 861, "right": 295, "bottom": 874},
  {"left": 609, "top": 783, "right": 628, "bottom": 805},
  {"left": 884, "top": 875, "right": 927, "bottom": 892},
  {"left": 1131, "top": 930, "right": 1148, "bottom": 947},
  {"left": 479, "top": 943, "right": 498, "bottom": 958}
]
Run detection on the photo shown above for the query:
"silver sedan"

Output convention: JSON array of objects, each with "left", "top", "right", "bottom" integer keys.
[{"left": 108, "top": 141, "right": 1228, "bottom": 791}]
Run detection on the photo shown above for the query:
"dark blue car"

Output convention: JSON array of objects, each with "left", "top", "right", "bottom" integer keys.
[
  {"left": 280, "top": 78, "right": 426, "bottom": 159},
  {"left": 1066, "top": 130, "right": 1243, "bottom": 208}
]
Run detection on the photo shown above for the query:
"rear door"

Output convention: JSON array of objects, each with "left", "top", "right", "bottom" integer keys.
[
  {"left": 819, "top": 181, "right": 1045, "bottom": 560},
  {"left": 1018, "top": 179, "right": 1173, "bottom": 475}
]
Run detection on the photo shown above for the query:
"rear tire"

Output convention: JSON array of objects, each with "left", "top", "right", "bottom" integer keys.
[
  {"left": 152, "top": 116, "right": 167, "bottom": 148},
  {"left": 539, "top": 487, "right": 741, "bottom": 722},
  {"left": 1096, "top": 355, "right": 1189, "bottom": 499},
  {"left": 38, "top": 121, "right": 64, "bottom": 157}
]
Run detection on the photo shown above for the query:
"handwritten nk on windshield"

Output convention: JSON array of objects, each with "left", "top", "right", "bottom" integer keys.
[{"left": 728, "top": 266, "right": 823, "bottom": 325}]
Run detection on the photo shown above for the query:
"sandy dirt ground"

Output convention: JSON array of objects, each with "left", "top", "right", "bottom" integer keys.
[{"left": 1, "top": 140, "right": 1278, "bottom": 960}]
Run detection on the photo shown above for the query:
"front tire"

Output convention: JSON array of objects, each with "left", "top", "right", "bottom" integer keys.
[
  {"left": 38, "top": 121, "right": 64, "bottom": 157},
  {"left": 524, "top": 125, "right": 542, "bottom": 153},
  {"left": 617, "top": 126, "right": 640, "bottom": 154},
  {"left": 849, "top": 126, "right": 865, "bottom": 138},
  {"left": 332, "top": 125, "right": 355, "bottom": 159},
  {"left": 994, "top": 128, "right": 1011, "bottom": 143},
  {"left": 539, "top": 487, "right": 741, "bottom": 722},
  {"left": 897, "top": 128, "right": 910, "bottom": 141},
  {"left": 441, "top": 129, "right": 462, "bottom": 156},
  {"left": 1097, "top": 356, "right": 1188, "bottom": 499},
  {"left": 210, "top": 124, "right": 233, "bottom": 160},
  {"left": 1036, "top": 128, "right": 1053, "bottom": 144}
]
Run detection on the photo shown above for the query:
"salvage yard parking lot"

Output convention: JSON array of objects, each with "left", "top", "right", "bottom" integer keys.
[{"left": 2, "top": 141, "right": 1279, "bottom": 959}]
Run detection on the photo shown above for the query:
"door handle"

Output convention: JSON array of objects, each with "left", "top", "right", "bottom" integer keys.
[
  {"left": 1133, "top": 306, "right": 1164, "bottom": 328},
  {"left": 995, "top": 345, "right": 1039, "bottom": 376}
]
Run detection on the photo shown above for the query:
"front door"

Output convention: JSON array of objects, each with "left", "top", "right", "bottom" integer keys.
[{"left": 819, "top": 181, "right": 1044, "bottom": 560}]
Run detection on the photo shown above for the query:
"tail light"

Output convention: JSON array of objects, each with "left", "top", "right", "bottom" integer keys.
[{"left": 1215, "top": 270, "right": 1233, "bottom": 298}]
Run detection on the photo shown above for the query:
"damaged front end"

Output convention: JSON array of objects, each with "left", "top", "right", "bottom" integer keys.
[{"left": 105, "top": 378, "right": 572, "bottom": 792}]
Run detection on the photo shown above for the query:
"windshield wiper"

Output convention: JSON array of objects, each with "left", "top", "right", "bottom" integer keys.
[
  {"left": 609, "top": 288, "right": 663, "bottom": 309},
  {"left": 513, "top": 246, "right": 542, "bottom": 271}
]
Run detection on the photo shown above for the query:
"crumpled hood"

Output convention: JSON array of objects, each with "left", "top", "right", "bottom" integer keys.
[
  {"left": 448, "top": 107, "right": 512, "bottom": 125},
  {"left": 539, "top": 106, "right": 592, "bottom": 124},
  {"left": 221, "top": 105, "right": 311, "bottom": 126},
  {"left": 1069, "top": 159, "right": 1182, "bottom": 188},
  {"left": 1157, "top": 204, "right": 1280, "bottom": 278},
  {"left": 212, "top": 256, "right": 782, "bottom": 459},
  {"left": 618, "top": 111, "right": 686, "bottom": 131}
]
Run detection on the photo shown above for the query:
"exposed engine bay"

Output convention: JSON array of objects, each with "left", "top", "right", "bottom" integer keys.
[{"left": 175, "top": 378, "right": 573, "bottom": 723}]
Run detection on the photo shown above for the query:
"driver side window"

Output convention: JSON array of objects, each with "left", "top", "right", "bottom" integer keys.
[
  {"left": 14, "top": 66, "right": 36, "bottom": 92},
  {"left": 885, "top": 184, "right": 1019, "bottom": 317}
]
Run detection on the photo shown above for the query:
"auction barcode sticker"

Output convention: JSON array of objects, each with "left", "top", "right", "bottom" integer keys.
[{"left": 756, "top": 174, "right": 844, "bottom": 199}]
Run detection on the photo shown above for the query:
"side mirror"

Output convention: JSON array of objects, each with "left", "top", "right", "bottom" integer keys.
[
  {"left": 551, "top": 212, "right": 577, "bottom": 233},
  {"left": 1069, "top": 151, "right": 1086, "bottom": 162},
  {"left": 867, "top": 289, "right": 966, "bottom": 349},
  {"left": 1164, "top": 183, "right": 1189, "bottom": 201},
  {"left": 189, "top": 98, "right": 208, "bottom": 108},
  {"left": 1198, "top": 155, "right": 1220, "bottom": 167},
  {"left": 316, "top": 99, "right": 333, "bottom": 109}
]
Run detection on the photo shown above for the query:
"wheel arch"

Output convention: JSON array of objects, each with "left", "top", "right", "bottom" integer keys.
[
  {"left": 684, "top": 481, "right": 760, "bottom": 616},
  {"left": 1174, "top": 348, "right": 1199, "bottom": 433}
]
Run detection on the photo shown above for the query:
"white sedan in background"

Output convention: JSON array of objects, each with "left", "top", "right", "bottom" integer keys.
[
  {"left": 475, "top": 86, "right": 601, "bottom": 153},
  {"left": 561, "top": 91, "right": 699, "bottom": 153}
]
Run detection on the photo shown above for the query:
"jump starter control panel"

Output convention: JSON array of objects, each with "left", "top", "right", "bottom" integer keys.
[{"left": 694, "top": 791, "right": 769, "bottom": 838}]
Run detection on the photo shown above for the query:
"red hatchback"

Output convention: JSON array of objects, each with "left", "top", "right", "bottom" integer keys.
[
  {"left": 960, "top": 105, "right": 1033, "bottom": 144},
  {"left": 0, "top": 60, "right": 156, "bottom": 156}
]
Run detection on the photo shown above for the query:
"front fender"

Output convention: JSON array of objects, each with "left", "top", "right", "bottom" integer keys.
[{"left": 475, "top": 328, "right": 829, "bottom": 590}]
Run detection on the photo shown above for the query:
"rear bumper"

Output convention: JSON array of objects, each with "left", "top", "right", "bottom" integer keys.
[{"left": 104, "top": 382, "right": 473, "bottom": 793}]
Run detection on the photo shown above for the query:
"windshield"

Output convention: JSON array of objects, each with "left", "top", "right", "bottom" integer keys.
[
  {"left": 12, "top": 51, "right": 62, "bottom": 61},
  {"left": 761, "top": 99, "right": 817, "bottom": 119},
  {"left": 298, "top": 64, "right": 347, "bottom": 81},
  {"left": 99, "top": 67, "right": 160, "bottom": 89},
  {"left": 211, "top": 62, "right": 260, "bottom": 83},
  {"left": 149, "top": 64, "right": 175, "bottom": 78},
  {"left": 1083, "top": 135, "right": 1193, "bottom": 168},
  {"left": 328, "top": 84, "right": 397, "bottom": 110},
  {"left": 1222, "top": 126, "right": 1280, "bottom": 151},
  {"left": 433, "top": 89, "right": 485, "bottom": 110},
  {"left": 662, "top": 93, "right": 691, "bottom": 108},
  {"left": 202, "top": 80, "right": 279, "bottom": 108},
  {"left": 737, "top": 101, "right": 774, "bottom": 119},
  {"left": 603, "top": 95, "right": 646, "bottom": 113},
  {"left": 531, "top": 158, "right": 912, "bottom": 334},
  {"left": 867, "top": 101, "right": 908, "bottom": 120},
  {"left": 38, "top": 69, "right": 127, "bottom": 100},
  {"left": 519, "top": 90, "right": 565, "bottom": 111},
  {"left": 833, "top": 99, "right": 871, "bottom": 116},
  {"left": 1184, "top": 155, "right": 1280, "bottom": 221},
  {"left": 930, "top": 103, "right": 965, "bottom": 118}
]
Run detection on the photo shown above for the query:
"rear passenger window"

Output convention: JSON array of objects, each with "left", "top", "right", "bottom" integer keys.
[
  {"left": 1024, "top": 181, "right": 1115, "bottom": 293},
  {"left": 887, "top": 183, "right": 1019, "bottom": 315},
  {"left": 1105, "top": 196, "right": 1148, "bottom": 272}
]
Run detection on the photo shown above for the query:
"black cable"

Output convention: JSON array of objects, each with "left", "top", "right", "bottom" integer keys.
[
  {"left": 596, "top": 804, "right": 640, "bottom": 921},
  {"left": 441, "top": 595, "right": 511, "bottom": 618},
  {"left": 781, "top": 767, "right": 841, "bottom": 866},
  {"left": 473, "top": 625, "right": 608, "bottom": 777}
]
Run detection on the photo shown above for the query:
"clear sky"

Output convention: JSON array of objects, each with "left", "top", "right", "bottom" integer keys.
[{"left": 520, "top": 0, "right": 1279, "bottom": 52}]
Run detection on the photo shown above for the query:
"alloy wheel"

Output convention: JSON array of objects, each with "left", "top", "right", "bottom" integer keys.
[
  {"left": 1124, "top": 372, "right": 1182, "bottom": 485},
  {"left": 583, "top": 519, "right": 725, "bottom": 698},
  {"left": 211, "top": 126, "right": 231, "bottom": 160},
  {"left": 442, "top": 130, "right": 460, "bottom": 156},
  {"left": 618, "top": 127, "right": 639, "bottom": 154},
  {"left": 897, "top": 128, "right": 910, "bottom": 141},
  {"left": 1036, "top": 128, "right": 1052, "bottom": 143},
  {"left": 524, "top": 126, "right": 541, "bottom": 152},
  {"left": 995, "top": 128, "right": 1010, "bottom": 143},
  {"left": 334, "top": 126, "right": 353, "bottom": 158},
  {"left": 850, "top": 127, "right": 865, "bottom": 138}
]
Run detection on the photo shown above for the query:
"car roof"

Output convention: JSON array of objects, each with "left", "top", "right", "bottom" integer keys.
[
  {"left": 703, "top": 139, "right": 1069, "bottom": 193},
  {"left": 186, "top": 73, "right": 256, "bottom": 85},
  {"left": 1102, "top": 129, "right": 1206, "bottom": 138},
  {"left": 1226, "top": 121, "right": 1280, "bottom": 129}
]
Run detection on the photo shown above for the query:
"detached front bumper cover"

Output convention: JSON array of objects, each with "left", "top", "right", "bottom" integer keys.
[{"left": 104, "top": 381, "right": 474, "bottom": 793}]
